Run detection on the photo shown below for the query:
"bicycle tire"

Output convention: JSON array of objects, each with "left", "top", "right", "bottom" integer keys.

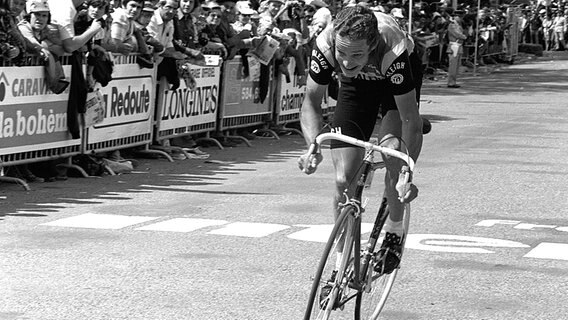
[
  {"left": 354, "top": 203, "right": 411, "bottom": 320},
  {"left": 304, "top": 205, "right": 358, "bottom": 320}
]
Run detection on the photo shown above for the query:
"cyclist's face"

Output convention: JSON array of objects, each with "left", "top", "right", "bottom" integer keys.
[{"left": 335, "top": 35, "right": 371, "bottom": 78}]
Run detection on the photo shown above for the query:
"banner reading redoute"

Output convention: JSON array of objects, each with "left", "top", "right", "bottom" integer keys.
[{"left": 85, "top": 57, "right": 155, "bottom": 150}]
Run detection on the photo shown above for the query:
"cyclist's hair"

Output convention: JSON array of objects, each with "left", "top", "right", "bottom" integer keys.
[{"left": 333, "top": 5, "right": 379, "bottom": 48}]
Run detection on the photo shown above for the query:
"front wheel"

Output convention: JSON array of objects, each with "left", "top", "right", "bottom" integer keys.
[
  {"left": 355, "top": 203, "right": 411, "bottom": 320},
  {"left": 304, "top": 205, "right": 358, "bottom": 320}
]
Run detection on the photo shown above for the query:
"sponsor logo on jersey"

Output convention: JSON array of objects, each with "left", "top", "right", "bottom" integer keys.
[
  {"left": 390, "top": 73, "right": 404, "bottom": 85},
  {"left": 310, "top": 60, "right": 321, "bottom": 74},
  {"left": 312, "top": 50, "right": 330, "bottom": 70},
  {"left": 385, "top": 62, "right": 406, "bottom": 78}
]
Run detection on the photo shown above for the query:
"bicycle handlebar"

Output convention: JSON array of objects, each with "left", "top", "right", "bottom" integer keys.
[{"left": 308, "top": 132, "right": 416, "bottom": 172}]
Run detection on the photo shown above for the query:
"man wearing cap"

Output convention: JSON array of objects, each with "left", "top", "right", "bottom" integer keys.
[
  {"left": 135, "top": 2, "right": 165, "bottom": 56},
  {"left": 17, "top": 0, "right": 70, "bottom": 94},
  {"left": 446, "top": 8, "right": 466, "bottom": 88}
]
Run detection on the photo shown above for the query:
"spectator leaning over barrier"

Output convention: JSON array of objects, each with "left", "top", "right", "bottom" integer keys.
[
  {"left": 200, "top": 0, "right": 225, "bottom": 50},
  {"left": 192, "top": 0, "right": 229, "bottom": 56},
  {"left": 135, "top": 2, "right": 165, "bottom": 56},
  {"left": 171, "top": 0, "right": 206, "bottom": 63},
  {"left": 216, "top": 0, "right": 262, "bottom": 59},
  {"left": 446, "top": 8, "right": 466, "bottom": 89},
  {"left": 175, "top": 0, "right": 202, "bottom": 49},
  {"left": 18, "top": 0, "right": 71, "bottom": 94},
  {"left": 148, "top": 0, "right": 195, "bottom": 90},
  {"left": 108, "top": 0, "right": 143, "bottom": 55},
  {"left": 73, "top": 0, "right": 115, "bottom": 88},
  {"left": 46, "top": 0, "right": 103, "bottom": 53}
]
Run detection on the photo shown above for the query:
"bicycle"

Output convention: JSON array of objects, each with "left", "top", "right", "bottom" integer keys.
[{"left": 303, "top": 132, "right": 415, "bottom": 320}]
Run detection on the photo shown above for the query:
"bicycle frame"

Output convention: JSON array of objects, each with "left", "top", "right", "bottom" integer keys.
[
  {"left": 305, "top": 132, "right": 415, "bottom": 319},
  {"left": 332, "top": 152, "right": 390, "bottom": 304}
]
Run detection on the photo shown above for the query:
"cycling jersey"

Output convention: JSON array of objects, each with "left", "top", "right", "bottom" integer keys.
[{"left": 308, "top": 12, "right": 419, "bottom": 148}]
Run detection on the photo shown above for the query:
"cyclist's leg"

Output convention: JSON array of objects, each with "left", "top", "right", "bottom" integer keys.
[
  {"left": 377, "top": 110, "right": 404, "bottom": 224},
  {"left": 374, "top": 110, "right": 406, "bottom": 274},
  {"left": 329, "top": 80, "right": 380, "bottom": 267},
  {"left": 331, "top": 147, "right": 365, "bottom": 219}
]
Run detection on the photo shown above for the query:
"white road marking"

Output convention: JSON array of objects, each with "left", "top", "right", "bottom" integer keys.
[
  {"left": 136, "top": 218, "right": 228, "bottom": 232},
  {"left": 39, "top": 215, "right": 568, "bottom": 261},
  {"left": 207, "top": 222, "right": 290, "bottom": 238},
  {"left": 288, "top": 223, "right": 375, "bottom": 243},
  {"left": 41, "top": 213, "right": 159, "bottom": 230},
  {"left": 406, "top": 234, "right": 530, "bottom": 254},
  {"left": 514, "top": 223, "right": 557, "bottom": 230},
  {"left": 475, "top": 220, "right": 521, "bottom": 227},
  {"left": 524, "top": 243, "right": 568, "bottom": 260}
]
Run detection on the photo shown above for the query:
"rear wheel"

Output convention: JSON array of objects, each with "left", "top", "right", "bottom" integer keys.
[
  {"left": 355, "top": 203, "right": 411, "bottom": 320},
  {"left": 304, "top": 205, "right": 358, "bottom": 320}
]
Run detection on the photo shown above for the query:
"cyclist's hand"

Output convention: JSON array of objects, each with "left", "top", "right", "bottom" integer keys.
[
  {"left": 298, "top": 152, "right": 323, "bottom": 175},
  {"left": 396, "top": 179, "right": 418, "bottom": 203}
]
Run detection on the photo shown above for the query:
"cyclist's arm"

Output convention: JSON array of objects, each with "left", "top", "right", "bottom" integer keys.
[
  {"left": 300, "top": 76, "right": 327, "bottom": 148},
  {"left": 385, "top": 50, "right": 423, "bottom": 162},
  {"left": 394, "top": 91, "right": 423, "bottom": 162},
  {"left": 300, "top": 45, "right": 334, "bottom": 147}
]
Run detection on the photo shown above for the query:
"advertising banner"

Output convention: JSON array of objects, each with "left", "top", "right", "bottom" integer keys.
[
  {"left": 0, "top": 65, "right": 78, "bottom": 155},
  {"left": 156, "top": 63, "right": 221, "bottom": 139},
  {"left": 85, "top": 56, "right": 155, "bottom": 150},
  {"left": 220, "top": 56, "right": 271, "bottom": 119},
  {"left": 275, "top": 57, "right": 306, "bottom": 123}
]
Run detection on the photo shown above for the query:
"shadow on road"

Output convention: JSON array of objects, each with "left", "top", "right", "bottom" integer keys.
[{"left": 0, "top": 135, "right": 307, "bottom": 218}]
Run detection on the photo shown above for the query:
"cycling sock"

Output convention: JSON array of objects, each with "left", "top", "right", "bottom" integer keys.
[{"left": 384, "top": 218, "right": 403, "bottom": 237}]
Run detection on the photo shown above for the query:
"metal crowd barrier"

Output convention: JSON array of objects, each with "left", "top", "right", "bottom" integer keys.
[
  {"left": 1, "top": 49, "right": 337, "bottom": 190},
  {"left": 0, "top": 55, "right": 79, "bottom": 190}
]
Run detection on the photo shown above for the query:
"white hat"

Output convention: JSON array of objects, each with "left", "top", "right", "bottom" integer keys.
[
  {"left": 239, "top": 7, "right": 255, "bottom": 14},
  {"left": 27, "top": 0, "right": 50, "bottom": 13},
  {"left": 391, "top": 7, "right": 404, "bottom": 18},
  {"left": 236, "top": 1, "right": 255, "bottom": 14}
]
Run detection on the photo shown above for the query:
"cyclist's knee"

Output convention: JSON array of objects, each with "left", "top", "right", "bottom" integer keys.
[{"left": 379, "top": 134, "right": 403, "bottom": 168}]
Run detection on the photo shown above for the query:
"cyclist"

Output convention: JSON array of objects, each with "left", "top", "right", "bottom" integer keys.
[{"left": 298, "top": 5, "right": 422, "bottom": 274}]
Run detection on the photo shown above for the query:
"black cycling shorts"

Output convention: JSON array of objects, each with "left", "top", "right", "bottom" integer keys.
[
  {"left": 330, "top": 77, "right": 396, "bottom": 149},
  {"left": 330, "top": 51, "right": 423, "bottom": 149}
]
